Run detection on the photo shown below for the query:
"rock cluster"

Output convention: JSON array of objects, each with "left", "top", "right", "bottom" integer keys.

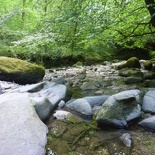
[
  {"left": 1, "top": 56, "right": 155, "bottom": 154},
  {"left": 0, "top": 81, "right": 71, "bottom": 155}
]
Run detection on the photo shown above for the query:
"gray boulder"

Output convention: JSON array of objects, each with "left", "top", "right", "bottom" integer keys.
[
  {"left": 84, "top": 95, "right": 110, "bottom": 107},
  {"left": 20, "top": 82, "right": 71, "bottom": 121},
  {"left": 31, "top": 97, "right": 53, "bottom": 121},
  {"left": 102, "top": 89, "right": 142, "bottom": 106},
  {"left": 12, "top": 81, "right": 55, "bottom": 93},
  {"left": 139, "top": 116, "right": 155, "bottom": 131},
  {"left": 0, "top": 93, "right": 48, "bottom": 155},
  {"left": 119, "top": 133, "right": 132, "bottom": 148},
  {"left": 0, "top": 81, "right": 72, "bottom": 155},
  {"left": 142, "top": 90, "right": 155, "bottom": 113},
  {"left": 96, "top": 89, "right": 142, "bottom": 129},
  {"left": 66, "top": 98, "right": 92, "bottom": 117}
]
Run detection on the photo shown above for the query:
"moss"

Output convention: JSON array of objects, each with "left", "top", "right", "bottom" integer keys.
[
  {"left": 46, "top": 117, "right": 98, "bottom": 155},
  {"left": 119, "top": 68, "right": 143, "bottom": 77},
  {"left": 125, "top": 57, "right": 141, "bottom": 68},
  {"left": 0, "top": 56, "right": 45, "bottom": 84},
  {"left": 117, "top": 57, "right": 141, "bottom": 69},
  {"left": 73, "top": 61, "right": 83, "bottom": 67},
  {"left": 99, "top": 97, "right": 137, "bottom": 119}
]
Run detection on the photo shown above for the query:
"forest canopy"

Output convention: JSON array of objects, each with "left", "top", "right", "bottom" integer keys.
[{"left": 0, "top": 0, "right": 155, "bottom": 66}]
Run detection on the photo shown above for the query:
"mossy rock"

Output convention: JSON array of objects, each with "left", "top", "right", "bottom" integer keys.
[
  {"left": 46, "top": 116, "right": 101, "bottom": 155},
  {"left": 143, "top": 60, "right": 153, "bottom": 70},
  {"left": 118, "top": 57, "right": 141, "bottom": 69},
  {"left": 98, "top": 97, "right": 137, "bottom": 120},
  {"left": 143, "top": 71, "right": 155, "bottom": 80},
  {"left": 124, "top": 77, "right": 143, "bottom": 84},
  {"left": 0, "top": 57, "right": 45, "bottom": 84},
  {"left": 73, "top": 61, "right": 83, "bottom": 67},
  {"left": 119, "top": 68, "right": 143, "bottom": 77}
]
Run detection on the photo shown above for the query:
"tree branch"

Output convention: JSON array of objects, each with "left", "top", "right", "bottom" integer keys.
[
  {"left": 144, "top": 0, "right": 155, "bottom": 27},
  {"left": 116, "top": 29, "right": 155, "bottom": 38}
]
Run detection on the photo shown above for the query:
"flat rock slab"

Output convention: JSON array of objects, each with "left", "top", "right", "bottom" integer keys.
[{"left": 0, "top": 93, "right": 48, "bottom": 155}]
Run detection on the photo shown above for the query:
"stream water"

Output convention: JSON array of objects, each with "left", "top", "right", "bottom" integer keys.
[{"left": 44, "top": 63, "right": 155, "bottom": 155}]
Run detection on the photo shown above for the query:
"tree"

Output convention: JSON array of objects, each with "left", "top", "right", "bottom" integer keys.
[
  {"left": 1, "top": 0, "right": 155, "bottom": 64},
  {"left": 144, "top": 0, "right": 155, "bottom": 27}
]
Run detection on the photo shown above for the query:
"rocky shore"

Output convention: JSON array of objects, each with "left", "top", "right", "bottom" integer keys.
[{"left": 1, "top": 58, "right": 155, "bottom": 155}]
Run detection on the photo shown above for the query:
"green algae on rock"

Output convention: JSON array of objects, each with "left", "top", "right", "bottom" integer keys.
[
  {"left": 118, "top": 57, "right": 141, "bottom": 69},
  {"left": 46, "top": 115, "right": 110, "bottom": 155},
  {"left": 0, "top": 56, "right": 45, "bottom": 84}
]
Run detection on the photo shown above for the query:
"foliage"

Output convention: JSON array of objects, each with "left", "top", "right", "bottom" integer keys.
[{"left": 0, "top": 0, "right": 155, "bottom": 65}]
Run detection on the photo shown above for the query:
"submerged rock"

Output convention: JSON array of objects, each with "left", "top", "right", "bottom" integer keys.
[
  {"left": 97, "top": 118, "right": 128, "bottom": 129},
  {"left": 124, "top": 77, "right": 143, "bottom": 84},
  {"left": 80, "top": 81, "right": 99, "bottom": 91},
  {"left": 119, "top": 133, "right": 132, "bottom": 148},
  {"left": 119, "top": 68, "right": 143, "bottom": 77}
]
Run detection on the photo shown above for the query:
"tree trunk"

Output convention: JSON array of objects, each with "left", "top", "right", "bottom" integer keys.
[
  {"left": 145, "top": 0, "right": 155, "bottom": 27},
  {"left": 22, "top": 0, "right": 26, "bottom": 21}
]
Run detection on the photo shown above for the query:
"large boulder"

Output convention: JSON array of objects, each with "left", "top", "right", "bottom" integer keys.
[
  {"left": 0, "top": 93, "right": 48, "bottom": 155},
  {"left": 117, "top": 57, "right": 141, "bottom": 69},
  {"left": 0, "top": 81, "right": 72, "bottom": 155},
  {"left": 0, "top": 56, "right": 45, "bottom": 84},
  {"left": 96, "top": 89, "right": 142, "bottom": 129},
  {"left": 11, "top": 81, "right": 72, "bottom": 121}
]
